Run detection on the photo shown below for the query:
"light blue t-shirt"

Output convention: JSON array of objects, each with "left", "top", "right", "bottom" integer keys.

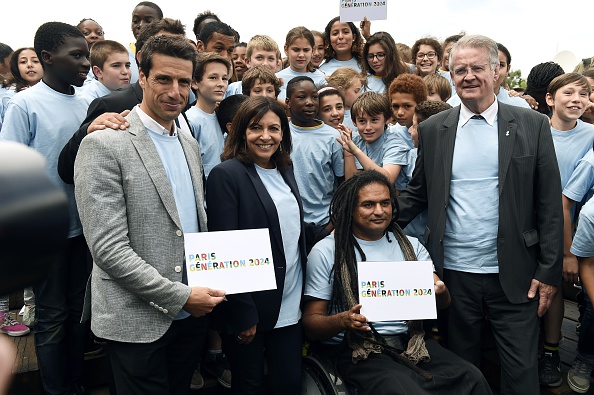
[
  {"left": 78, "top": 79, "right": 111, "bottom": 103},
  {"left": 352, "top": 128, "right": 408, "bottom": 174},
  {"left": 225, "top": 80, "right": 243, "bottom": 98},
  {"left": 390, "top": 123, "right": 414, "bottom": 150},
  {"left": 319, "top": 57, "right": 362, "bottom": 75},
  {"left": 275, "top": 67, "right": 327, "bottom": 101},
  {"left": 362, "top": 74, "right": 386, "bottom": 94},
  {"left": 290, "top": 121, "right": 344, "bottom": 225},
  {"left": 0, "top": 81, "right": 93, "bottom": 238},
  {"left": 186, "top": 106, "right": 225, "bottom": 178},
  {"left": 564, "top": 148, "right": 594, "bottom": 203},
  {"left": 83, "top": 69, "right": 95, "bottom": 86},
  {"left": 395, "top": 146, "right": 416, "bottom": 191},
  {"left": 255, "top": 165, "right": 303, "bottom": 328},
  {"left": 305, "top": 232, "right": 430, "bottom": 344},
  {"left": 551, "top": 120, "right": 594, "bottom": 189},
  {"left": 444, "top": 115, "right": 499, "bottom": 273},
  {"left": 448, "top": 88, "right": 530, "bottom": 109},
  {"left": 140, "top": 107, "right": 199, "bottom": 321},
  {"left": 570, "top": 196, "right": 594, "bottom": 257},
  {"left": 343, "top": 109, "right": 357, "bottom": 135},
  {"left": 0, "top": 86, "right": 15, "bottom": 125},
  {"left": 127, "top": 45, "right": 139, "bottom": 84}
]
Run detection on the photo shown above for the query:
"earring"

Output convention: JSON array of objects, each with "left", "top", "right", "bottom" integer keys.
[{"left": 279, "top": 144, "right": 283, "bottom": 153}]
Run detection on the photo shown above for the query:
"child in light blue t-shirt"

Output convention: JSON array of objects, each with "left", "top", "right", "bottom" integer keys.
[
  {"left": 360, "top": 31, "right": 409, "bottom": 95},
  {"left": 318, "top": 17, "right": 363, "bottom": 75},
  {"left": 224, "top": 34, "right": 281, "bottom": 98},
  {"left": 388, "top": 74, "right": 428, "bottom": 150},
  {"left": 79, "top": 40, "right": 131, "bottom": 103},
  {"left": 326, "top": 67, "right": 364, "bottom": 134},
  {"left": 0, "top": 22, "right": 94, "bottom": 394},
  {"left": 187, "top": 52, "right": 231, "bottom": 178},
  {"left": 287, "top": 76, "right": 344, "bottom": 227},
  {"left": 336, "top": 92, "right": 408, "bottom": 188},
  {"left": 276, "top": 26, "right": 326, "bottom": 101},
  {"left": 541, "top": 73, "right": 594, "bottom": 382}
]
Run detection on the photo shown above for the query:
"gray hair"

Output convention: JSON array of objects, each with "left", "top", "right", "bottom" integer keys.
[{"left": 449, "top": 34, "right": 499, "bottom": 71}]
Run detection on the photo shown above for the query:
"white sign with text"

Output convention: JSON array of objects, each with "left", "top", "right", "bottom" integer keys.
[
  {"left": 357, "top": 260, "right": 436, "bottom": 322},
  {"left": 184, "top": 228, "right": 276, "bottom": 295},
  {"left": 339, "top": 0, "right": 387, "bottom": 22}
]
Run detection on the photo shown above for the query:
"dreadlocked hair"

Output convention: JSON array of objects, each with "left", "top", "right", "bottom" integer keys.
[
  {"left": 327, "top": 170, "right": 432, "bottom": 380},
  {"left": 328, "top": 170, "right": 417, "bottom": 313}
]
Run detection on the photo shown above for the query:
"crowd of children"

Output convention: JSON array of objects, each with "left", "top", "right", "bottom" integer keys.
[{"left": 1, "top": 3, "right": 594, "bottom": 394}]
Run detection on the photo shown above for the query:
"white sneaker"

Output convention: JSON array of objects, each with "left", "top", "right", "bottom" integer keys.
[
  {"left": 22, "top": 305, "right": 35, "bottom": 327},
  {"left": 567, "top": 358, "right": 592, "bottom": 394},
  {"left": 190, "top": 366, "right": 204, "bottom": 390}
]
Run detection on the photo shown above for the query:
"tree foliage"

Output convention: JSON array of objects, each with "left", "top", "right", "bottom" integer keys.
[{"left": 506, "top": 69, "right": 526, "bottom": 90}]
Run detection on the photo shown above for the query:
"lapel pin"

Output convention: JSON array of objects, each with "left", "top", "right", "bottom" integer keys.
[{"left": 506, "top": 131, "right": 509, "bottom": 136}]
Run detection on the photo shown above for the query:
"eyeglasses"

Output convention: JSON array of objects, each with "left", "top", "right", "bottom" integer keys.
[
  {"left": 452, "top": 63, "right": 491, "bottom": 77},
  {"left": 416, "top": 51, "right": 436, "bottom": 60},
  {"left": 367, "top": 52, "right": 386, "bottom": 61}
]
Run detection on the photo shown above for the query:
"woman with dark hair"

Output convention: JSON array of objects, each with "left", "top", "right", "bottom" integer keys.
[
  {"left": 319, "top": 16, "right": 364, "bottom": 75},
  {"left": 206, "top": 96, "right": 306, "bottom": 395}
]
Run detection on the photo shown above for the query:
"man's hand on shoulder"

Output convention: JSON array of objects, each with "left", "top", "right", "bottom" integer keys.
[
  {"left": 183, "top": 286, "right": 226, "bottom": 317},
  {"left": 527, "top": 279, "right": 557, "bottom": 317},
  {"left": 87, "top": 110, "right": 131, "bottom": 134}
]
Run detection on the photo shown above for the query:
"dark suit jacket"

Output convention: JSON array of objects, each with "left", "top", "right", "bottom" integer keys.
[
  {"left": 58, "top": 82, "right": 143, "bottom": 184},
  {"left": 206, "top": 158, "right": 307, "bottom": 334},
  {"left": 397, "top": 102, "right": 563, "bottom": 304}
]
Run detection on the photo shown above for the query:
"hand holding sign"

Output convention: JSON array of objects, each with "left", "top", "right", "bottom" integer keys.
[
  {"left": 433, "top": 275, "right": 451, "bottom": 310},
  {"left": 340, "top": 304, "right": 371, "bottom": 332},
  {"left": 183, "top": 286, "right": 226, "bottom": 317},
  {"left": 357, "top": 261, "right": 436, "bottom": 322},
  {"left": 184, "top": 229, "right": 277, "bottom": 295},
  {"left": 340, "top": 0, "right": 387, "bottom": 23}
]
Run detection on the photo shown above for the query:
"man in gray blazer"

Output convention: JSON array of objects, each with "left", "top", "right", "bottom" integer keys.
[
  {"left": 75, "top": 35, "right": 225, "bottom": 394},
  {"left": 397, "top": 35, "right": 563, "bottom": 394}
]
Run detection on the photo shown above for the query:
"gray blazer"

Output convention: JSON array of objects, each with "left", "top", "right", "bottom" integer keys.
[
  {"left": 397, "top": 102, "right": 563, "bottom": 303},
  {"left": 75, "top": 108, "right": 208, "bottom": 343}
]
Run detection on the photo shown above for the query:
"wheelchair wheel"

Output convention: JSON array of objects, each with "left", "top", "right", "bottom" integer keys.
[{"left": 301, "top": 354, "right": 351, "bottom": 395}]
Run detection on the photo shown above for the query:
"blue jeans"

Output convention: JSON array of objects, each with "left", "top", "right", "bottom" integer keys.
[
  {"left": 577, "top": 289, "right": 594, "bottom": 365},
  {"left": 33, "top": 235, "right": 90, "bottom": 395}
]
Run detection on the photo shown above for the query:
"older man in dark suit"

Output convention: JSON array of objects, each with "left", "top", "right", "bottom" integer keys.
[{"left": 397, "top": 34, "right": 563, "bottom": 394}]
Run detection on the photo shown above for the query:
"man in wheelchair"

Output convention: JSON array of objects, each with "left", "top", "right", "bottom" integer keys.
[{"left": 303, "top": 171, "right": 492, "bottom": 395}]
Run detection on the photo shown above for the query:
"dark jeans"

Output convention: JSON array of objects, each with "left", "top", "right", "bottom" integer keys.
[
  {"left": 222, "top": 322, "right": 303, "bottom": 395},
  {"left": 577, "top": 289, "right": 594, "bottom": 364},
  {"left": 107, "top": 315, "right": 209, "bottom": 395},
  {"left": 33, "top": 235, "right": 90, "bottom": 395}
]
